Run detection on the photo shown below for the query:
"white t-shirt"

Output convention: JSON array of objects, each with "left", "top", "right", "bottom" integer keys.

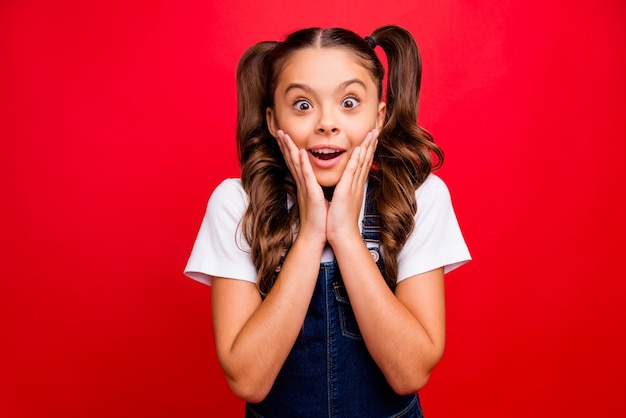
[{"left": 185, "top": 174, "right": 471, "bottom": 286}]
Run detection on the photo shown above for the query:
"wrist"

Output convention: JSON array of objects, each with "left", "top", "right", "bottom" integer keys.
[
  {"left": 327, "top": 228, "right": 363, "bottom": 251},
  {"left": 294, "top": 229, "right": 328, "bottom": 253}
]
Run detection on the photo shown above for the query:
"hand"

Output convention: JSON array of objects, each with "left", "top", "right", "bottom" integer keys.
[
  {"left": 275, "top": 130, "right": 328, "bottom": 246},
  {"left": 326, "top": 129, "right": 379, "bottom": 246}
]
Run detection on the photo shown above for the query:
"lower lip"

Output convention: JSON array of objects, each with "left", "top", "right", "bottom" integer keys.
[{"left": 308, "top": 151, "right": 344, "bottom": 169}]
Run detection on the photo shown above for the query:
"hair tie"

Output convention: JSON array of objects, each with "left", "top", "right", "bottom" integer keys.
[{"left": 364, "top": 36, "right": 377, "bottom": 49}]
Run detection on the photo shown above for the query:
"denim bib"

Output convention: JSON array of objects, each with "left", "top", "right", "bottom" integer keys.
[{"left": 246, "top": 180, "right": 423, "bottom": 418}]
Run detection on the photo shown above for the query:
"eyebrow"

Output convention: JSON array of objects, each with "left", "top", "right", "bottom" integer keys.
[{"left": 283, "top": 78, "right": 367, "bottom": 95}]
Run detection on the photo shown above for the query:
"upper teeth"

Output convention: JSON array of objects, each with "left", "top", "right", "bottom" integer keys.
[{"left": 313, "top": 148, "right": 340, "bottom": 154}]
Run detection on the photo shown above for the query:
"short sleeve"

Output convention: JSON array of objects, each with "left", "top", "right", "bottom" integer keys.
[
  {"left": 184, "top": 179, "right": 258, "bottom": 286},
  {"left": 396, "top": 174, "right": 471, "bottom": 282}
]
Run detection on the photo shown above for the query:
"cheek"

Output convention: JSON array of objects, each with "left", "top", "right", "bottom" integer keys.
[
  {"left": 346, "top": 112, "right": 378, "bottom": 136},
  {"left": 279, "top": 117, "right": 312, "bottom": 144}
]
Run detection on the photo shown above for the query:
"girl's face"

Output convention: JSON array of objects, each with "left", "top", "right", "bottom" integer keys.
[{"left": 267, "top": 47, "right": 386, "bottom": 187}]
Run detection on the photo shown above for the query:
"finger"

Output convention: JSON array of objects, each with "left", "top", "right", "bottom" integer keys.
[
  {"left": 340, "top": 145, "right": 361, "bottom": 188},
  {"left": 358, "top": 130, "right": 378, "bottom": 184},
  {"left": 298, "top": 148, "right": 315, "bottom": 184},
  {"left": 278, "top": 131, "right": 305, "bottom": 181},
  {"left": 280, "top": 132, "right": 325, "bottom": 203},
  {"left": 278, "top": 130, "right": 297, "bottom": 161},
  {"left": 357, "top": 132, "right": 371, "bottom": 167},
  {"left": 353, "top": 131, "right": 375, "bottom": 187},
  {"left": 276, "top": 131, "right": 294, "bottom": 168}
]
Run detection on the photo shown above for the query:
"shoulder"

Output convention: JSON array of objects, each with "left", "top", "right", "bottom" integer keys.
[
  {"left": 415, "top": 174, "right": 451, "bottom": 202},
  {"left": 206, "top": 178, "right": 248, "bottom": 227},
  {"left": 411, "top": 173, "right": 454, "bottom": 226},
  {"left": 414, "top": 173, "right": 453, "bottom": 216},
  {"left": 397, "top": 173, "right": 471, "bottom": 280},
  {"left": 185, "top": 178, "right": 257, "bottom": 285},
  {"left": 211, "top": 178, "right": 246, "bottom": 201},
  {"left": 207, "top": 178, "right": 248, "bottom": 216}
]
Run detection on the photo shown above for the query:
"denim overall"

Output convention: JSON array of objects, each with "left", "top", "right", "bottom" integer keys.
[{"left": 246, "top": 182, "right": 423, "bottom": 418}]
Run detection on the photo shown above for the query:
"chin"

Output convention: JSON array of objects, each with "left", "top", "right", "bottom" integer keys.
[
  {"left": 314, "top": 171, "right": 341, "bottom": 188},
  {"left": 316, "top": 178, "right": 339, "bottom": 188}
]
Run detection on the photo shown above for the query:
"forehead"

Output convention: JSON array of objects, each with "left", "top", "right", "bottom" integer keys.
[{"left": 276, "top": 47, "right": 376, "bottom": 88}]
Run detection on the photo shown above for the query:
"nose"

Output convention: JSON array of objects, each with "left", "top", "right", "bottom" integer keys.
[{"left": 316, "top": 107, "right": 340, "bottom": 135}]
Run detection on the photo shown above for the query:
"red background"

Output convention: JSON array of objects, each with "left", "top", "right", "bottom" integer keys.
[{"left": 2, "top": 1, "right": 625, "bottom": 417}]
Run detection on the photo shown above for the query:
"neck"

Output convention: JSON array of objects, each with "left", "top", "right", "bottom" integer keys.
[{"left": 322, "top": 186, "right": 335, "bottom": 202}]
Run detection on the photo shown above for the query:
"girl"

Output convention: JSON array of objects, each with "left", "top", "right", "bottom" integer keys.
[{"left": 186, "top": 25, "right": 470, "bottom": 417}]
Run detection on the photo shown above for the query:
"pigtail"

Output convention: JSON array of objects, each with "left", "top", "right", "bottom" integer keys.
[
  {"left": 236, "top": 42, "right": 278, "bottom": 164},
  {"left": 372, "top": 26, "right": 421, "bottom": 129},
  {"left": 236, "top": 41, "right": 297, "bottom": 296},
  {"left": 368, "top": 25, "right": 444, "bottom": 289}
]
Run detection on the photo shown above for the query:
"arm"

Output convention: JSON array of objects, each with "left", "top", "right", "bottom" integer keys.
[
  {"left": 212, "top": 232, "right": 325, "bottom": 403},
  {"left": 212, "top": 131, "right": 328, "bottom": 403},
  {"left": 330, "top": 235, "right": 445, "bottom": 394},
  {"left": 326, "top": 132, "right": 446, "bottom": 394}
]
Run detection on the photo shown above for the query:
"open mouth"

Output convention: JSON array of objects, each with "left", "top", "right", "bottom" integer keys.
[{"left": 310, "top": 148, "right": 345, "bottom": 161}]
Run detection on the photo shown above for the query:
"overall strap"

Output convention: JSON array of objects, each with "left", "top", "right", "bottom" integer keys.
[{"left": 362, "top": 176, "right": 381, "bottom": 245}]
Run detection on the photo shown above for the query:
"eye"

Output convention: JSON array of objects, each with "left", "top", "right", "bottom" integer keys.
[
  {"left": 293, "top": 99, "right": 312, "bottom": 111},
  {"left": 341, "top": 97, "right": 359, "bottom": 109}
]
